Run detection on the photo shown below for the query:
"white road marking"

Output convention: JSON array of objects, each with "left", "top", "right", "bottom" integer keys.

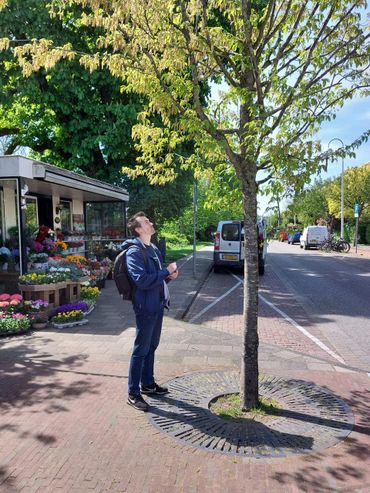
[
  {"left": 188, "top": 269, "right": 347, "bottom": 366},
  {"left": 258, "top": 293, "right": 346, "bottom": 365},
  {"left": 188, "top": 275, "right": 242, "bottom": 323},
  {"left": 177, "top": 255, "right": 193, "bottom": 270}
]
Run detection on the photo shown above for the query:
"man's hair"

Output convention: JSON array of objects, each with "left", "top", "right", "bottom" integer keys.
[{"left": 127, "top": 211, "right": 146, "bottom": 237}]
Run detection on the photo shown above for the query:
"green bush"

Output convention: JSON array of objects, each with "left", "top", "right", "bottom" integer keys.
[
  {"left": 344, "top": 224, "right": 355, "bottom": 243},
  {"left": 366, "top": 224, "right": 370, "bottom": 244},
  {"left": 157, "top": 225, "right": 189, "bottom": 246}
]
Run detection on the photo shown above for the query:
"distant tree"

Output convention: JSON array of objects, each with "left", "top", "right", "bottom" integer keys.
[
  {"left": 288, "top": 180, "right": 330, "bottom": 227},
  {"left": 326, "top": 163, "right": 370, "bottom": 221}
]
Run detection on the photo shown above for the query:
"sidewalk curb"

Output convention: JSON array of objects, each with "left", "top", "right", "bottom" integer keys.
[{"left": 177, "top": 262, "right": 214, "bottom": 321}]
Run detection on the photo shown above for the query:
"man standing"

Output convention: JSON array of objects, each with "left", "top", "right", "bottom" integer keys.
[{"left": 124, "top": 212, "right": 178, "bottom": 411}]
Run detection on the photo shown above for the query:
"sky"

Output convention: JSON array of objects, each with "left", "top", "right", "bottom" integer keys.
[{"left": 258, "top": 95, "right": 370, "bottom": 216}]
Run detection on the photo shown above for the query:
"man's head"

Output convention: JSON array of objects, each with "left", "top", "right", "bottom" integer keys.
[{"left": 128, "top": 212, "right": 155, "bottom": 239}]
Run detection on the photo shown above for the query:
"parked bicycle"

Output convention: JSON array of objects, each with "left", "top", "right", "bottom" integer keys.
[{"left": 319, "top": 236, "right": 351, "bottom": 253}]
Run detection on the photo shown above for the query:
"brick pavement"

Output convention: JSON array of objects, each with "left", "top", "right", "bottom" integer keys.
[
  {"left": 184, "top": 264, "right": 341, "bottom": 363},
  {"left": 0, "top": 247, "right": 369, "bottom": 492}
]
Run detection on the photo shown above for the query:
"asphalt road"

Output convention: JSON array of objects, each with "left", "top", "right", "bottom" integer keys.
[
  {"left": 263, "top": 241, "right": 370, "bottom": 372},
  {"left": 186, "top": 241, "right": 370, "bottom": 373}
]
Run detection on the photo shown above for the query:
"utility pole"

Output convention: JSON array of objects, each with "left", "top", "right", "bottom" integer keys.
[{"left": 328, "top": 138, "right": 345, "bottom": 239}]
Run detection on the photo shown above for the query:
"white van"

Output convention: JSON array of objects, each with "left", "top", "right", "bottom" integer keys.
[
  {"left": 213, "top": 220, "right": 267, "bottom": 275},
  {"left": 300, "top": 226, "right": 328, "bottom": 250}
]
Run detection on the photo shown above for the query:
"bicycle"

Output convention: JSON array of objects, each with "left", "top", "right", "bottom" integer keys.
[{"left": 319, "top": 237, "right": 350, "bottom": 253}]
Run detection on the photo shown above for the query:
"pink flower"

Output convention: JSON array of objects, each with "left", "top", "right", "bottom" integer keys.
[
  {"left": 10, "top": 294, "right": 23, "bottom": 301},
  {"left": 10, "top": 299, "right": 20, "bottom": 305},
  {"left": 0, "top": 293, "right": 10, "bottom": 301},
  {"left": 12, "top": 313, "right": 25, "bottom": 319},
  {"left": 0, "top": 301, "right": 9, "bottom": 307}
]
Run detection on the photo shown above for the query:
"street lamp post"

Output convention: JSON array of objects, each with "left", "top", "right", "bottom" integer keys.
[{"left": 328, "top": 138, "right": 345, "bottom": 239}]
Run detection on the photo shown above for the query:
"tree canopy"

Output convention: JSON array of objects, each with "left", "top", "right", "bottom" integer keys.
[
  {"left": 0, "top": 0, "right": 196, "bottom": 225},
  {"left": 326, "top": 163, "right": 370, "bottom": 220}
]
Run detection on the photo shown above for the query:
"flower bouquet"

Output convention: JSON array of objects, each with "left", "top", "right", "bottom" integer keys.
[
  {"left": 65, "top": 255, "right": 88, "bottom": 265},
  {"left": 100, "top": 257, "right": 113, "bottom": 279},
  {"left": 51, "top": 309, "right": 87, "bottom": 328},
  {"left": 51, "top": 240, "right": 68, "bottom": 255}
]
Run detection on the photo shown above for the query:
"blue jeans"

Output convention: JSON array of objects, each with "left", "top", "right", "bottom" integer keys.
[{"left": 128, "top": 309, "right": 164, "bottom": 395}]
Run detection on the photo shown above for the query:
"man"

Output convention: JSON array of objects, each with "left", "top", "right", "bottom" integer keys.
[{"left": 124, "top": 212, "right": 178, "bottom": 411}]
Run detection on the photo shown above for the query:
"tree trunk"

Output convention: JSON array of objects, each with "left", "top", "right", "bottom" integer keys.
[{"left": 240, "top": 159, "right": 259, "bottom": 411}]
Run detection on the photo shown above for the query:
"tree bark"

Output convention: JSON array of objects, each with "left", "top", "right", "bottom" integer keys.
[{"left": 240, "top": 157, "right": 259, "bottom": 410}]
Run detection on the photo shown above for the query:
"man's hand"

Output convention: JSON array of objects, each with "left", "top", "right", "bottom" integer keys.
[
  {"left": 167, "top": 262, "right": 177, "bottom": 274},
  {"left": 168, "top": 270, "right": 178, "bottom": 280}
]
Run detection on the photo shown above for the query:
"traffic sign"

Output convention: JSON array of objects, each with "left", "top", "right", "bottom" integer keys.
[{"left": 354, "top": 203, "right": 360, "bottom": 218}]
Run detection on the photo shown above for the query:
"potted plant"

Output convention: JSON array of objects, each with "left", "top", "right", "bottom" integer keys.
[
  {"left": 0, "top": 313, "right": 31, "bottom": 335},
  {"left": 80, "top": 286, "right": 100, "bottom": 312},
  {"left": 51, "top": 302, "right": 90, "bottom": 317},
  {"left": 51, "top": 309, "right": 87, "bottom": 328},
  {"left": 0, "top": 293, "right": 24, "bottom": 314},
  {"left": 29, "top": 252, "right": 49, "bottom": 270},
  {"left": 29, "top": 312, "right": 49, "bottom": 330},
  {"left": 25, "top": 299, "right": 49, "bottom": 329}
]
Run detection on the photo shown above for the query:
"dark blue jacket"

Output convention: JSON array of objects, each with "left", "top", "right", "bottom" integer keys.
[{"left": 123, "top": 238, "right": 169, "bottom": 314}]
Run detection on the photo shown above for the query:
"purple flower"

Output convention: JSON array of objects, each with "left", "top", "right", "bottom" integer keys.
[
  {"left": 51, "top": 302, "right": 89, "bottom": 316},
  {"left": 42, "top": 238, "right": 55, "bottom": 253},
  {"left": 29, "top": 300, "right": 49, "bottom": 312},
  {"left": 30, "top": 240, "right": 44, "bottom": 253}
]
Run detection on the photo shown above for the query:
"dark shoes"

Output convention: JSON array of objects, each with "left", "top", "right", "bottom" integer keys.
[
  {"left": 127, "top": 383, "right": 169, "bottom": 411},
  {"left": 127, "top": 393, "right": 149, "bottom": 412},
  {"left": 140, "top": 382, "right": 169, "bottom": 395}
]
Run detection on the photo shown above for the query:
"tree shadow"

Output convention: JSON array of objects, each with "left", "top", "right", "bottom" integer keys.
[
  {"left": 148, "top": 393, "right": 317, "bottom": 456},
  {"left": 0, "top": 337, "right": 101, "bottom": 484},
  {"left": 270, "top": 386, "right": 370, "bottom": 491}
]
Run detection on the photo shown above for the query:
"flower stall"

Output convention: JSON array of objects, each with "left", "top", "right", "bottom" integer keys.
[{"left": 0, "top": 155, "right": 128, "bottom": 301}]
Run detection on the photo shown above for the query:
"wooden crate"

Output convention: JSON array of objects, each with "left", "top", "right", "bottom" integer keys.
[{"left": 18, "top": 282, "right": 67, "bottom": 309}]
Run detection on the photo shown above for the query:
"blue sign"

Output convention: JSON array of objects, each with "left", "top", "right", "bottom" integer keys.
[{"left": 354, "top": 203, "right": 360, "bottom": 217}]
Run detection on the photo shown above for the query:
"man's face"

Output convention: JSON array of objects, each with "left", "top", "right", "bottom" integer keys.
[{"left": 136, "top": 216, "right": 155, "bottom": 237}]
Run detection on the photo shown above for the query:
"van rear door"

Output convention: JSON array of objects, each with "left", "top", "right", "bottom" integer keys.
[
  {"left": 220, "top": 222, "right": 242, "bottom": 262},
  {"left": 308, "top": 227, "right": 328, "bottom": 246}
]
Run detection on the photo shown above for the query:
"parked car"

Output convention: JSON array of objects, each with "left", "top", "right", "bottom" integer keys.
[
  {"left": 287, "top": 231, "right": 302, "bottom": 244},
  {"left": 300, "top": 226, "right": 328, "bottom": 250},
  {"left": 213, "top": 220, "right": 267, "bottom": 275}
]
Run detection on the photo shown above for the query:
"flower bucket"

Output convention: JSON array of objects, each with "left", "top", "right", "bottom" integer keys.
[{"left": 32, "top": 262, "right": 49, "bottom": 271}]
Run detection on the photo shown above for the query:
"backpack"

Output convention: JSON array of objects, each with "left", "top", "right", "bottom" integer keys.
[{"left": 113, "top": 243, "right": 147, "bottom": 301}]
